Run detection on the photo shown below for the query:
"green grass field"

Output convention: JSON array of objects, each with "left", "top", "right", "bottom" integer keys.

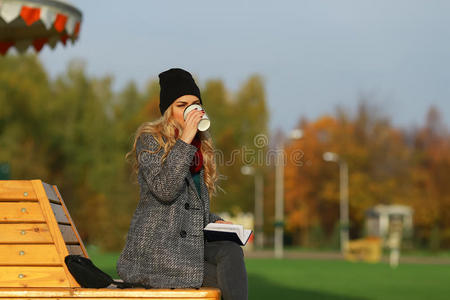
[{"left": 88, "top": 246, "right": 449, "bottom": 300}]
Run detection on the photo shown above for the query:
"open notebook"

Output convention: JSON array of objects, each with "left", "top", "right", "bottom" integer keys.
[{"left": 203, "top": 223, "right": 253, "bottom": 246}]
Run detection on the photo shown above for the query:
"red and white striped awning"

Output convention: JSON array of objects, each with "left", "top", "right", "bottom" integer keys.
[{"left": 0, "top": 0, "right": 82, "bottom": 55}]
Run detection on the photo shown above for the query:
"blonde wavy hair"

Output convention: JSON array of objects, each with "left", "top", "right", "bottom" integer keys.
[{"left": 125, "top": 104, "right": 221, "bottom": 198}]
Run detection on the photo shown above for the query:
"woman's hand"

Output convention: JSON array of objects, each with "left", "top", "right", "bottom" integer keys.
[
  {"left": 180, "top": 109, "right": 205, "bottom": 144},
  {"left": 214, "top": 220, "right": 233, "bottom": 224}
]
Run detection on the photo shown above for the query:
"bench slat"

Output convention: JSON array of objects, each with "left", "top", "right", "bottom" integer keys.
[
  {"left": 0, "top": 224, "right": 52, "bottom": 243},
  {"left": 0, "top": 245, "right": 60, "bottom": 265},
  {"left": 0, "top": 287, "right": 220, "bottom": 298},
  {"left": 0, "top": 181, "right": 37, "bottom": 201},
  {"left": 0, "top": 202, "right": 45, "bottom": 222},
  {"left": 0, "top": 267, "right": 70, "bottom": 287}
]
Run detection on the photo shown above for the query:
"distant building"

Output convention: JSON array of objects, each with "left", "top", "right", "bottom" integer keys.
[{"left": 365, "top": 204, "right": 413, "bottom": 244}]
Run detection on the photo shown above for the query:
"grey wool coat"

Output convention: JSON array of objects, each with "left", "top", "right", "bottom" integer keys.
[{"left": 116, "top": 132, "right": 224, "bottom": 288}]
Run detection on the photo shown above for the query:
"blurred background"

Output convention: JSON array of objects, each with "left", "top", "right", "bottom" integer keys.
[{"left": 1, "top": 0, "right": 449, "bottom": 299}]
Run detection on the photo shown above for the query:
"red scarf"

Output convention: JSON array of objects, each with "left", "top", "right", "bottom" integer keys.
[{"left": 174, "top": 128, "right": 203, "bottom": 173}]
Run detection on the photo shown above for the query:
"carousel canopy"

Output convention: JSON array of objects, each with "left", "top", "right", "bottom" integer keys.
[{"left": 0, "top": 0, "right": 82, "bottom": 55}]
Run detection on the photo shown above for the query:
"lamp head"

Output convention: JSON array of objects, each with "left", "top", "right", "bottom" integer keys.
[{"left": 323, "top": 152, "right": 339, "bottom": 162}]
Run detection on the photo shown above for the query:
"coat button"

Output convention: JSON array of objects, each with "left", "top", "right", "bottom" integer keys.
[
  {"left": 184, "top": 203, "right": 190, "bottom": 210},
  {"left": 180, "top": 230, "right": 187, "bottom": 238}
]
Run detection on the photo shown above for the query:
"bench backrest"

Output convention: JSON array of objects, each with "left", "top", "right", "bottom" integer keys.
[{"left": 0, "top": 179, "right": 88, "bottom": 287}]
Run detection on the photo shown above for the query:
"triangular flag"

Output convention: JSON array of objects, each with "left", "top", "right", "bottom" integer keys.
[
  {"left": 54, "top": 13, "right": 67, "bottom": 32},
  {"left": 20, "top": 6, "right": 41, "bottom": 26},
  {"left": 74, "top": 21, "right": 81, "bottom": 36},
  {"left": 40, "top": 6, "right": 56, "bottom": 29},
  {"left": 0, "top": 1, "right": 22, "bottom": 23},
  {"left": 14, "top": 39, "right": 32, "bottom": 53},
  {"left": 0, "top": 41, "right": 14, "bottom": 55},
  {"left": 65, "top": 15, "right": 76, "bottom": 35},
  {"left": 60, "top": 34, "right": 69, "bottom": 46},
  {"left": 33, "top": 37, "right": 48, "bottom": 52},
  {"left": 47, "top": 35, "right": 59, "bottom": 49}
]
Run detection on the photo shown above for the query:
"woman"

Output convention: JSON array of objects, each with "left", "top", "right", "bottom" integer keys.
[{"left": 116, "top": 68, "right": 248, "bottom": 300}]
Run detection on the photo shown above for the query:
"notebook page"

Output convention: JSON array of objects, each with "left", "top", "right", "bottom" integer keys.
[{"left": 204, "top": 223, "right": 244, "bottom": 238}]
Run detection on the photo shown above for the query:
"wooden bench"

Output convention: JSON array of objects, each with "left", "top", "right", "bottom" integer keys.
[
  {"left": 0, "top": 179, "right": 221, "bottom": 299},
  {"left": 344, "top": 237, "right": 382, "bottom": 263}
]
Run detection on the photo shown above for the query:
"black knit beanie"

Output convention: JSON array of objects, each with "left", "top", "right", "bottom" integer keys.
[{"left": 158, "top": 68, "right": 202, "bottom": 116}]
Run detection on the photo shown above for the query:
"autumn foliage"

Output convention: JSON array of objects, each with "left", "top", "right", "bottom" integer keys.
[
  {"left": 283, "top": 103, "right": 450, "bottom": 249},
  {"left": 1, "top": 55, "right": 449, "bottom": 251}
]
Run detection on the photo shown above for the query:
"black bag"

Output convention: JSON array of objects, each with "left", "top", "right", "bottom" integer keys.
[{"left": 64, "top": 254, "right": 135, "bottom": 289}]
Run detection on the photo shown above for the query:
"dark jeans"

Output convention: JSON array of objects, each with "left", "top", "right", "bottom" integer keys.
[{"left": 201, "top": 240, "right": 248, "bottom": 300}]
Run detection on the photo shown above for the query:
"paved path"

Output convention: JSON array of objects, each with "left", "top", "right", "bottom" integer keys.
[{"left": 243, "top": 249, "right": 450, "bottom": 264}]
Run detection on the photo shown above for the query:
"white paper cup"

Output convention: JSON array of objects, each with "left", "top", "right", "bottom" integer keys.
[{"left": 183, "top": 104, "right": 210, "bottom": 131}]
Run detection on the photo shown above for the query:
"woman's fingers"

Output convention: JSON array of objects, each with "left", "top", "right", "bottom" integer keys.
[
  {"left": 180, "top": 109, "right": 205, "bottom": 143},
  {"left": 186, "top": 109, "right": 204, "bottom": 128},
  {"left": 215, "top": 220, "right": 233, "bottom": 224},
  {"left": 185, "top": 109, "right": 200, "bottom": 124}
]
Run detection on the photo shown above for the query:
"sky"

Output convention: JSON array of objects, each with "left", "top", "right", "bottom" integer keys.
[{"left": 39, "top": 0, "right": 450, "bottom": 134}]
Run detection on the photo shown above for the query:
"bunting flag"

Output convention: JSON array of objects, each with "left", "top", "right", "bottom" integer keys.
[{"left": 0, "top": 0, "right": 82, "bottom": 55}]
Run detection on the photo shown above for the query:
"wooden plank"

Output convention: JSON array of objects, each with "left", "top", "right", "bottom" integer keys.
[
  {"left": 66, "top": 245, "right": 84, "bottom": 256},
  {"left": 0, "top": 202, "right": 45, "bottom": 222},
  {"left": 0, "top": 287, "right": 221, "bottom": 298},
  {"left": 0, "top": 224, "right": 52, "bottom": 243},
  {"left": 59, "top": 224, "right": 78, "bottom": 244},
  {"left": 53, "top": 185, "right": 89, "bottom": 258},
  {"left": 0, "top": 181, "right": 37, "bottom": 201},
  {"left": 32, "top": 180, "right": 79, "bottom": 288},
  {"left": 0, "top": 298, "right": 218, "bottom": 300},
  {"left": 50, "top": 203, "right": 69, "bottom": 224},
  {"left": 41, "top": 182, "right": 60, "bottom": 203},
  {"left": 0, "top": 245, "right": 61, "bottom": 265},
  {"left": 0, "top": 267, "right": 69, "bottom": 287}
]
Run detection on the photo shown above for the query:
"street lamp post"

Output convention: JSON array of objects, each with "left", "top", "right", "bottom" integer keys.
[
  {"left": 255, "top": 172, "right": 264, "bottom": 248},
  {"left": 274, "top": 129, "right": 303, "bottom": 259},
  {"left": 323, "top": 152, "right": 349, "bottom": 253},
  {"left": 241, "top": 165, "right": 264, "bottom": 249},
  {"left": 274, "top": 147, "right": 284, "bottom": 259}
]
